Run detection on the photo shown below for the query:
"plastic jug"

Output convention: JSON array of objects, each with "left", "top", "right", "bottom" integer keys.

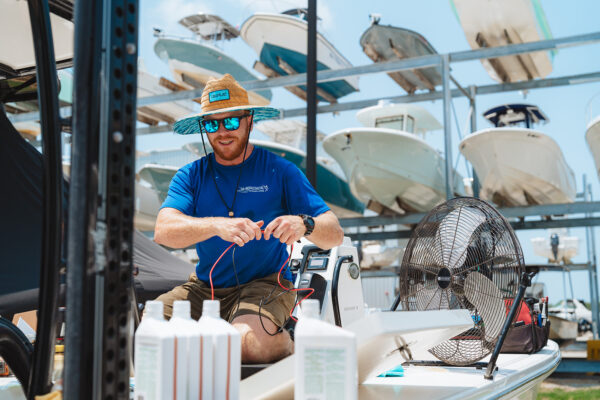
[
  {"left": 134, "top": 300, "right": 175, "bottom": 400},
  {"left": 294, "top": 299, "right": 358, "bottom": 400},
  {"left": 198, "top": 300, "right": 241, "bottom": 400},
  {"left": 170, "top": 300, "right": 202, "bottom": 400}
]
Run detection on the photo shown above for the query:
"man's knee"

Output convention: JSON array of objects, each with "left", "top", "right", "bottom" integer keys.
[{"left": 232, "top": 315, "right": 292, "bottom": 363}]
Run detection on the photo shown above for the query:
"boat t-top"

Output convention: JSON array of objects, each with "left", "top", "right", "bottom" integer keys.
[
  {"left": 460, "top": 104, "right": 576, "bottom": 207},
  {"left": 323, "top": 100, "right": 466, "bottom": 214},
  {"left": 240, "top": 8, "right": 359, "bottom": 103},
  {"left": 153, "top": 13, "right": 273, "bottom": 106}
]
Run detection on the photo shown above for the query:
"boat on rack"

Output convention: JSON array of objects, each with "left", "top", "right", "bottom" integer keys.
[
  {"left": 322, "top": 100, "right": 465, "bottom": 214},
  {"left": 240, "top": 8, "right": 359, "bottom": 103},
  {"left": 136, "top": 64, "right": 196, "bottom": 126},
  {"left": 585, "top": 94, "right": 600, "bottom": 180},
  {"left": 154, "top": 13, "right": 272, "bottom": 106},
  {"left": 359, "top": 16, "right": 441, "bottom": 94},
  {"left": 459, "top": 104, "right": 576, "bottom": 207},
  {"left": 530, "top": 228, "right": 579, "bottom": 264},
  {"left": 450, "top": 0, "right": 554, "bottom": 83}
]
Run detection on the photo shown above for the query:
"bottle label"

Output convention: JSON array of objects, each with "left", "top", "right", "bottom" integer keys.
[
  {"left": 303, "top": 347, "right": 347, "bottom": 400},
  {"left": 135, "top": 340, "right": 160, "bottom": 400}
]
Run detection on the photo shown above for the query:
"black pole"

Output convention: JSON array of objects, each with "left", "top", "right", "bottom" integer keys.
[
  {"left": 484, "top": 271, "right": 536, "bottom": 379},
  {"left": 64, "top": 0, "right": 103, "bottom": 398},
  {"left": 26, "top": 0, "right": 63, "bottom": 397},
  {"left": 306, "top": 0, "right": 317, "bottom": 187}
]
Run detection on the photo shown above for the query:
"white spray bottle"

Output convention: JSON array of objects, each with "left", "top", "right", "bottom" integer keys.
[
  {"left": 198, "top": 300, "right": 241, "bottom": 400},
  {"left": 294, "top": 299, "right": 358, "bottom": 400},
  {"left": 134, "top": 300, "right": 175, "bottom": 400},
  {"left": 169, "top": 300, "right": 202, "bottom": 400}
]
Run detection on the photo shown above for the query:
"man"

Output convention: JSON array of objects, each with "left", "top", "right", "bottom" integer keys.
[{"left": 153, "top": 74, "right": 344, "bottom": 364}]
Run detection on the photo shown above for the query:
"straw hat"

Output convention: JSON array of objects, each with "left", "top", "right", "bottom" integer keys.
[{"left": 173, "top": 74, "right": 280, "bottom": 135}]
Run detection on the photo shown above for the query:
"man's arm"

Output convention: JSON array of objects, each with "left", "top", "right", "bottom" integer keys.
[
  {"left": 263, "top": 210, "right": 344, "bottom": 250},
  {"left": 154, "top": 207, "right": 263, "bottom": 248}
]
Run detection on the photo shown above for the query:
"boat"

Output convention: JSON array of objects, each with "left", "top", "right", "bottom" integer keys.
[
  {"left": 359, "top": 15, "right": 441, "bottom": 93},
  {"left": 183, "top": 138, "right": 366, "bottom": 217},
  {"left": 548, "top": 315, "right": 578, "bottom": 340},
  {"left": 459, "top": 104, "right": 576, "bottom": 207},
  {"left": 240, "top": 8, "right": 359, "bottom": 103},
  {"left": 360, "top": 240, "right": 403, "bottom": 269},
  {"left": 322, "top": 100, "right": 466, "bottom": 214},
  {"left": 153, "top": 13, "right": 272, "bottom": 106},
  {"left": 135, "top": 63, "right": 197, "bottom": 126},
  {"left": 549, "top": 299, "right": 593, "bottom": 328},
  {"left": 450, "top": 0, "right": 554, "bottom": 83},
  {"left": 530, "top": 228, "right": 579, "bottom": 264},
  {"left": 585, "top": 94, "right": 600, "bottom": 180},
  {"left": 586, "top": 116, "right": 600, "bottom": 179}
]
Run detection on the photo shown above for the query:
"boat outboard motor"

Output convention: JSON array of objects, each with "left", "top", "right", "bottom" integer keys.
[
  {"left": 550, "top": 233, "right": 559, "bottom": 263},
  {"left": 289, "top": 237, "right": 365, "bottom": 327}
]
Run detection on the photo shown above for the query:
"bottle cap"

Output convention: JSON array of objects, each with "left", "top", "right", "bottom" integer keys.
[
  {"left": 202, "top": 300, "right": 220, "bottom": 318},
  {"left": 172, "top": 300, "right": 191, "bottom": 319},
  {"left": 145, "top": 300, "right": 164, "bottom": 320},
  {"left": 301, "top": 299, "right": 320, "bottom": 319}
]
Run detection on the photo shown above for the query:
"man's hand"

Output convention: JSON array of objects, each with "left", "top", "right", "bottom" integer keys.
[
  {"left": 263, "top": 216, "right": 305, "bottom": 246},
  {"left": 215, "top": 218, "right": 264, "bottom": 247}
]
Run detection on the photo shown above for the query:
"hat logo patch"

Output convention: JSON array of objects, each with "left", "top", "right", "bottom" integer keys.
[{"left": 209, "top": 89, "right": 230, "bottom": 103}]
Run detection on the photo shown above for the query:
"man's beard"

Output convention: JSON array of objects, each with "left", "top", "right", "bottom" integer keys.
[{"left": 208, "top": 131, "right": 249, "bottom": 162}]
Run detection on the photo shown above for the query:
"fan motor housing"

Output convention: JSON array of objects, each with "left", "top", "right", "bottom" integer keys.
[{"left": 437, "top": 268, "right": 452, "bottom": 289}]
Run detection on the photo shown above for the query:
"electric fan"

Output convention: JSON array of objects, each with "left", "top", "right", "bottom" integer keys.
[{"left": 397, "top": 197, "right": 525, "bottom": 366}]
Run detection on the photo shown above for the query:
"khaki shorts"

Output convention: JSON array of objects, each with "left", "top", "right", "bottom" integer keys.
[{"left": 155, "top": 272, "right": 296, "bottom": 329}]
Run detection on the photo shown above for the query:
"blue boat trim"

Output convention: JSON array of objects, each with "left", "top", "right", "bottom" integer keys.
[{"left": 260, "top": 43, "right": 357, "bottom": 101}]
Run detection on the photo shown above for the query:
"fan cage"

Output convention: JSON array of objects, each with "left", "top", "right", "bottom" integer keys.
[{"left": 399, "top": 197, "right": 525, "bottom": 366}]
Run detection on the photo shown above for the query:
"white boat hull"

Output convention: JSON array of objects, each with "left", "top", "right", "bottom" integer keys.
[
  {"left": 359, "top": 342, "right": 560, "bottom": 400},
  {"left": 460, "top": 128, "right": 576, "bottom": 206},
  {"left": 585, "top": 116, "right": 600, "bottom": 180},
  {"left": 451, "top": 0, "right": 553, "bottom": 83},
  {"left": 323, "top": 127, "right": 465, "bottom": 213},
  {"left": 136, "top": 70, "right": 195, "bottom": 125},
  {"left": 548, "top": 315, "right": 578, "bottom": 340},
  {"left": 154, "top": 38, "right": 272, "bottom": 106},
  {"left": 240, "top": 13, "right": 359, "bottom": 99}
]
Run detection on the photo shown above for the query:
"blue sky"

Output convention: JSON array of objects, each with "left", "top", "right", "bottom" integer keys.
[{"left": 136, "top": 0, "right": 600, "bottom": 303}]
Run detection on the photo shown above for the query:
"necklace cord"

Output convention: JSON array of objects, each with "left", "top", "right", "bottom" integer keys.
[{"left": 198, "top": 111, "right": 253, "bottom": 217}]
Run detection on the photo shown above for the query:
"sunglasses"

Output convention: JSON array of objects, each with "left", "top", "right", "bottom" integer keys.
[{"left": 200, "top": 115, "right": 248, "bottom": 133}]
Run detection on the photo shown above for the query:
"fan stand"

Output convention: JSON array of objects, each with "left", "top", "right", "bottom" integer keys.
[{"left": 484, "top": 270, "right": 537, "bottom": 380}]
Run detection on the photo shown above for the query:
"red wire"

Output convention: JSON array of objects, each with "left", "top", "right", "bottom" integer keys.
[
  {"left": 209, "top": 243, "right": 235, "bottom": 300},
  {"left": 209, "top": 234, "right": 314, "bottom": 321}
]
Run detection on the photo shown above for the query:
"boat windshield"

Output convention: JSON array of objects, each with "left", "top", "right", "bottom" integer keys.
[{"left": 375, "top": 115, "right": 414, "bottom": 132}]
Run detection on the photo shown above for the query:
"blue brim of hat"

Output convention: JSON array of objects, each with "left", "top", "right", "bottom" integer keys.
[{"left": 173, "top": 106, "right": 281, "bottom": 135}]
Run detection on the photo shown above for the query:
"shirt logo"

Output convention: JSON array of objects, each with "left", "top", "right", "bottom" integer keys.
[
  {"left": 238, "top": 185, "right": 269, "bottom": 194},
  {"left": 208, "top": 89, "right": 230, "bottom": 102}
]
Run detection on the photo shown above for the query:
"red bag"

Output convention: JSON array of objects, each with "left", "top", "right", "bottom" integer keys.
[{"left": 504, "top": 299, "right": 532, "bottom": 325}]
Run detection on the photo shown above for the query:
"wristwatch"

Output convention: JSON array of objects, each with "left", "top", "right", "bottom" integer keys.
[{"left": 299, "top": 214, "right": 315, "bottom": 236}]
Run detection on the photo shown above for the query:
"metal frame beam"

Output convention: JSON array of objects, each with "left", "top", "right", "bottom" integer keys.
[
  {"left": 340, "top": 201, "right": 600, "bottom": 228},
  {"left": 26, "top": 0, "right": 63, "bottom": 397},
  {"left": 130, "top": 70, "right": 600, "bottom": 134}
]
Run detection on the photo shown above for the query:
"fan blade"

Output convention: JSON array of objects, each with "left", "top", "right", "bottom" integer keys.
[
  {"left": 437, "top": 206, "right": 487, "bottom": 270},
  {"left": 414, "top": 284, "right": 449, "bottom": 311},
  {"left": 463, "top": 271, "right": 505, "bottom": 342}
]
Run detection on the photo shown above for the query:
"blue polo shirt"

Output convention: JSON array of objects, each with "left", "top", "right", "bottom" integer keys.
[{"left": 161, "top": 147, "right": 330, "bottom": 288}]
